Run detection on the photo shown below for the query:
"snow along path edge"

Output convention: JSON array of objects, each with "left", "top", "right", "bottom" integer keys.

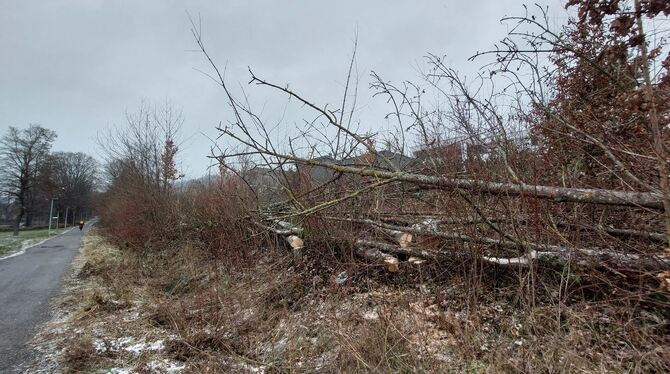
[{"left": 0, "top": 227, "right": 76, "bottom": 261}]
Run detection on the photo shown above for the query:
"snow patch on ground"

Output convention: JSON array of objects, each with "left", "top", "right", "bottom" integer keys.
[
  {"left": 95, "top": 337, "right": 165, "bottom": 355},
  {"left": 125, "top": 339, "right": 164, "bottom": 354},
  {"left": 147, "top": 359, "right": 186, "bottom": 373},
  {"left": 224, "top": 360, "right": 267, "bottom": 373},
  {"left": 362, "top": 310, "right": 379, "bottom": 320},
  {"left": 106, "top": 368, "right": 134, "bottom": 374},
  {"left": 94, "top": 336, "right": 134, "bottom": 353}
]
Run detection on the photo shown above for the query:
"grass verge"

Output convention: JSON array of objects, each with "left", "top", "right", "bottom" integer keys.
[{"left": 0, "top": 227, "right": 68, "bottom": 257}]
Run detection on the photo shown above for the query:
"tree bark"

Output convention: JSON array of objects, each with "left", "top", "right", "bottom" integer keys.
[
  {"left": 25, "top": 210, "right": 32, "bottom": 227},
  {"left": 12, "top": 204, "right": 24, "bottom": 236}
]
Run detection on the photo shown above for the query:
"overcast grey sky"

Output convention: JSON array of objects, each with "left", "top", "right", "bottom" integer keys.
[{"left": 0, "top": 0, "right": 566, "bottom": 178}]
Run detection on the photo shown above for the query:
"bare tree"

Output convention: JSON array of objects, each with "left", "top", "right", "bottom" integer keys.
[
  {"left": 0, "top": 125, "right": 57, "bottom": 235},
  {"left": 99, "top": 100, "right": 183, "bottom": 193},
  {"left": 46, "top": 152, "right": 99, "bottom": 221}
]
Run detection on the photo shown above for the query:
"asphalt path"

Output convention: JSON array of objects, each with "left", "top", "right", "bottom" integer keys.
[{"left": 0, "top": 223, "right": 93, "bottom": 373}]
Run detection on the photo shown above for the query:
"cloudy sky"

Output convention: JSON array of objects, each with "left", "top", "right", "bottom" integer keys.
[{"left": 0, "top": 0, "right": 566, "bottom": 178}]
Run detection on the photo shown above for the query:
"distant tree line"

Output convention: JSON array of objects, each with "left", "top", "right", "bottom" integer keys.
[{"left": 0, "top": 124, "right": 99, "bottom": 235}]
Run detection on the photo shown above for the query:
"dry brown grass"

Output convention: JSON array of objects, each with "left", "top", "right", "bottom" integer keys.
[
  {"left": 130, "top": 239, "right": 670, "bottom": 373},
  {"left": 61, "top": 335, "right": 100, "bottom": 372},
  {"left": 27, "top": 226, "right": 670, "bottom": 373}
]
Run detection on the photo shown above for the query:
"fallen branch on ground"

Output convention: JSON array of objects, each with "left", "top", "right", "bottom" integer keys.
[{"left": 337, "top": 217, "right": 670, "bottom": 269}]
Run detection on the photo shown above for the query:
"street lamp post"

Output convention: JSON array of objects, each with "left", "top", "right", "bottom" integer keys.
[{"left": 48, "top": 198, "right": 58, "bottom": 236}]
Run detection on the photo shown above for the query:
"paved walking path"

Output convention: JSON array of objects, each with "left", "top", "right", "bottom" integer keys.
[{"left": 0, "top": 223, "right": 93, "bottom": 373}]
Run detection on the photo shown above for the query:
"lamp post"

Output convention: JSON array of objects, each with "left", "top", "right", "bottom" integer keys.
[{"left": 48, "top": 197, "right": 58, "bottom": 236}]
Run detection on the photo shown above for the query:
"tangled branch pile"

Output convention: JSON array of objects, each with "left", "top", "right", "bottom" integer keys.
[
  {"left": 91, "top": 1, "right": 670, "bottom": 372},
  {"left": 204, "top": 1, "right": 670, "bottom": 290}
]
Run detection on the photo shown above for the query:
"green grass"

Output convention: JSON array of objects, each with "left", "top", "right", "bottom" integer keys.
[{"left": 0, "top": 228, "right": 68, "bottom": 257}]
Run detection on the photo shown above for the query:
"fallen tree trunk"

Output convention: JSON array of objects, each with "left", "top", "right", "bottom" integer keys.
[
  {"left": 356, "top": 239, "right": 440, "bottom": 260},
  {"left": 378, "top": 215, "right": 514, "bottom": 226},
  {"left": 254, "top": 219, "right": 304, "bottom": 256},
  {"left": 357, "top": 239, "right": 535, "bottom": 266},
  {"left": 343, "top": 218, "right": 670, "bottom": 269},
  {"left": 355, "top": 238, "right": 669, "bottom": 269},
  {"left": 556, "top": 221, "right": 667, "bottom": 243},
  {"left": 369, "top": 225, "right": 413, "bottom": 247},
  {"left": 357, "top": 238, "right": 551, "bottom": 267},
  {"left": 598, "top": 226, "right": 667, "bottom": 243},
  {"left": 253, "top": 220, "right": 303, "bottom": 236},
  {"left": 375, "top": 215, "right": 667, "bottom": 243},
  {"left": 245, "top": 151, "right": 664, "bottom": 208}
]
